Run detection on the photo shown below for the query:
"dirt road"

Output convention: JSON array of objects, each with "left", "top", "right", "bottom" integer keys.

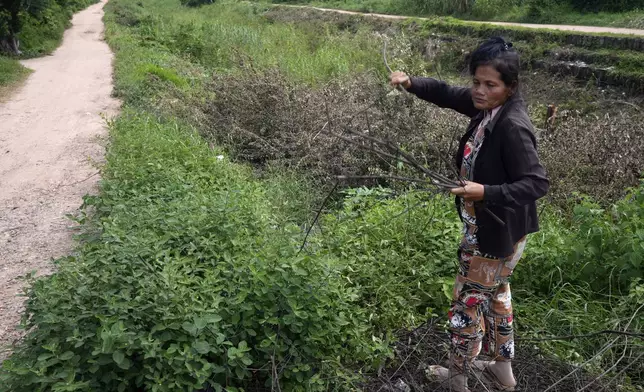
[
  {"left": 0, "top": 0, "right": 118, "bottom": 358},
  {"left": 292, "top": 5, "right": 644, "bottom": 36}
]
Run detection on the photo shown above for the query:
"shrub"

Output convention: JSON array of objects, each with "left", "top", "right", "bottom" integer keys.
[
  {"left": 319, "top": 188, "right": 461, "bottom": 329},
  {"left": 0, "top": 114, "right": 388, "bottom": 391},
  {"left": 0, "top": 0, "right": 98, "bottom": 56},
  {"left": 568, "top": 0, "right": 644, "bottom": 13},
  {"left": 180, "top": 0, "right": 215, "bottom": 7},
  {"left": 472, "top": 0, "right": 522, "bottom": 18},
  {"left": 568, "top": 180, "right": 644, "bottom": 292}
]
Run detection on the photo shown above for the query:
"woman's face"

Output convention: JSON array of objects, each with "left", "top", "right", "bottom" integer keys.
[{"left": 471, "top": 65, "right": 513, "bottom": 111}]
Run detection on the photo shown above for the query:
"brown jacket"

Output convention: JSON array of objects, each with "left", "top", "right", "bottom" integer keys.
[{"left": 408, "top": 77, "right": 549, "bottom": 258}]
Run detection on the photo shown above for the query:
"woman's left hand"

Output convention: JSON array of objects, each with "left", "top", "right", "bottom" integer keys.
[{"left": 451, "top": 181, "right": 485, "bottom": 201}]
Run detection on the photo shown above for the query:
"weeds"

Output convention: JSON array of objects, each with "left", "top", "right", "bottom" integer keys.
[
  {"left": 0, "top": 56, "right": 30, "bottom": 96},
  {"left": 0, "top": 114, "right": 388, "bottom": 391}
]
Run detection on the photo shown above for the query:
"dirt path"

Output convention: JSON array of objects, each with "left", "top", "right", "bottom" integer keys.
[
  {"left": 0, "top": 0, "right": 118, "bottom": 359},
  {"left": 290, "top": 5, "right": 644, "bottom": 36}
]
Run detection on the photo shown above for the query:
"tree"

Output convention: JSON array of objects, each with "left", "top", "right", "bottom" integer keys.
[{"left": 0, "top": 0, "right": 51, "bottom": 54}]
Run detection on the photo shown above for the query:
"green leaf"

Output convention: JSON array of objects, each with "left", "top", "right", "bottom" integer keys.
[
  {"left": 194, "top": 340, "right": 210, "bottom": 354},
  {"left": 59, "top": 351, "right": 74, "bottom": 361},
  {"left": 231, "top": 313, "right": 240, "bottom": 325},
  {"left": 194, "top": 317, "right": 207, "bottom": 330},
  {"left": 238, "top": 341, "right": 248, "bottom": 351},
  {"left": 206, "top": 314, "right": 223, "bottom": 323},
  {"left": 117, "top": 357, "right": 131, "bottom": 370},
  {"left": 182, "top": 322, "right": 197, "bottom": 336},
  {"left": 112, "top": 351, "right": 125, "bottom": 366},
  {"left": 37, "top": 353, "right": 53, "bottom": 362}
]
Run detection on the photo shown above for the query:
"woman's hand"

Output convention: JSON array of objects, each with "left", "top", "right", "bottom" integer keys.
[
  {"left": 390, "top": 71, "right": 411, "bottom": 89},
  {"left": 451, "top": 181, "right": 485, "bottom": 201}
]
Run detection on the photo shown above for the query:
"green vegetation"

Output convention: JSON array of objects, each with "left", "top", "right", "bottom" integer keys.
[
  {"left": 0, "top": 55, "right": 29, "bottom": 98},
  {"left": 0, "top": 0, "right": 98, "bottom": 56},
  {"left": 0, "top": 0, "right": 642, "bottom": 390},
  {"left": 269, "top": 0, "right": 644, "bottom": 28},
  {"left": 0, "top": 0, "right": 97, "bottom": 95}
]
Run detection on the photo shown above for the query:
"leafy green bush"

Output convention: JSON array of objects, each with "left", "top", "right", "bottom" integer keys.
[
  {"left": 0, "top": 0, "right": 98, "bottom": 57},
  {"left": 513, "top": 180, "right": 644, "bottom": 296},
  {"left": 0, "top": 114, "right": 388, "bottom": 391},
  {"left": 568, "top": 0, "right": 644, "bottom": 12},
  {"left": 471, "top": 0, "right": 522, "bottom": 18},
  {"left": 319, "top": 188, "right": 461, "bottom": 329},
  {"left": 568, "top": 181, "right": 644, "bottom": 292},
  {"left": 181, "top": 0, "right": 215, "bottom": 7}
]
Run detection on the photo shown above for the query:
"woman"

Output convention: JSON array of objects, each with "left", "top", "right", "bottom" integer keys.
[{"left": 390, "top": 37, "right": 549, "bottom": 392}]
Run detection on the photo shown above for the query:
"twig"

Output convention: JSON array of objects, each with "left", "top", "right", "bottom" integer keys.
[
  {"left": 599, "top": 99, "right": 642, "bottom": 112},
  {"left": 337, "top": 175, "right": 455, "bottom": 189},
  {"left": 271, "top": 324, "right": 282, "bottom": 392},
  {"left": 338, "top": 126, "right": 461, "bottom": 187},
  {"left": 271, "top": 354, "right": 282, "bottom": 392},
  {"left": 58, "top": 172, "right": 100, "bottom": 188},
  {"left": 543, "top": 303, "right": 643, "bottom": 392},
  {"left": 330, "top": 129, "right": 459, "bottom": 188},
  {"left": 577, "top": 337, "right": 630, "bottom": 392},
  {"left": 376, "top": 323, "right": 436, "bottom": 392},
  {"left": 542, "top": 337, "right": 619, "bottom": 392},
  {"left": 517, "top": 330, "right": 644, "bottom": 342},
  {"left": 600, "top": 352, "right": 644, "bottom": 392},
  {"left": 297, "top": 182, "right": 338, "bottom": 255},
  {"left": 332, "top": 125, "right": 507, "bottom": 225},
  {"left": 383, "top": 40, "right": 406, "bottom": 94}
]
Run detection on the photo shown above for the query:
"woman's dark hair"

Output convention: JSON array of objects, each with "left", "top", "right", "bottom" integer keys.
[{"left": 469, "top": 37, "right": 520, "bottom": 88}]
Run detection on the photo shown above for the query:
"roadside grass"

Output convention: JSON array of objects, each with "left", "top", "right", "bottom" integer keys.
[{"left": 0, "top": 57, "right": 30, "bottom": 100}]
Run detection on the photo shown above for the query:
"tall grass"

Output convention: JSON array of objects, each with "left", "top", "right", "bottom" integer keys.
[{"left": 109, "top": 0, "right": 385, "bottom": 88}]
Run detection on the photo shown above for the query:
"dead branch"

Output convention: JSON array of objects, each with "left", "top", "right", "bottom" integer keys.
[
  {"left": 577, "top": 337, "right": 630, "bottom": 392},
  {"left": 336, "top": 175, "right": 455, "bottom": 189},
  {"left": 516, "top": 330, "right": 644, "bottom": 342},
  {"left": 297, "top": 182, "right": 338, "bottom": 255},
  {"left": 600, "top": 352, "right": 644, "bottom": 392}
]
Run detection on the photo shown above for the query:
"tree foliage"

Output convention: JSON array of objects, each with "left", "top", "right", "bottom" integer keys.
[
  {"left": 0, "top": 0, "right": 94, "bottom": 54},
  {"left": 180, "top": 0, "right": 215, "bottom": 8}
]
